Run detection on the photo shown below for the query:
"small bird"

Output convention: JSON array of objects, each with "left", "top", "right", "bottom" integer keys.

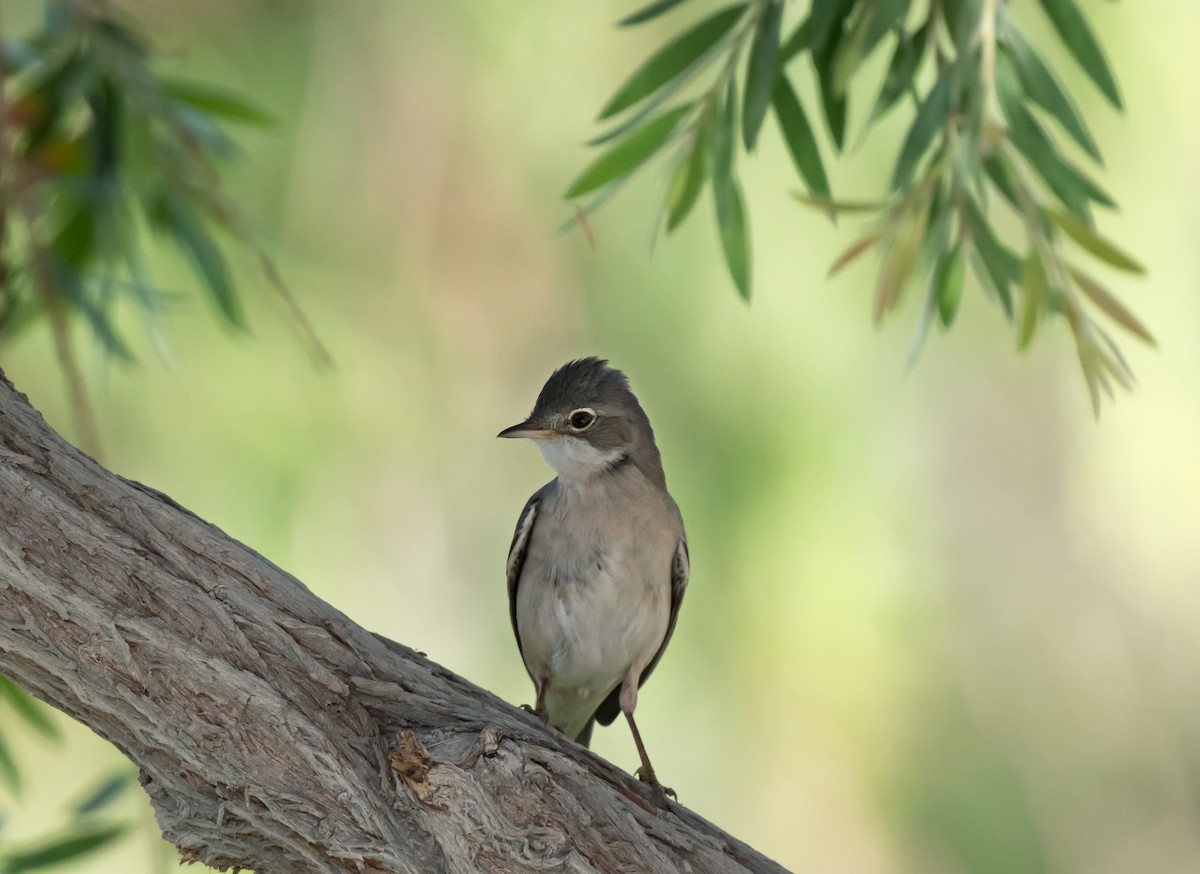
[{"left": 499, "top": 358, "right": 688, "bottom": 802}]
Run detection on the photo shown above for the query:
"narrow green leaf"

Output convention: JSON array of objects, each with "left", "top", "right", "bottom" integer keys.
[
  {"left": 162, "top": 79, "right": 274, "bottom": 126},
  {"left": 711, "top": 176, "right": 750, "bottom": 299},
  {"left": 778, "top": 15, "right": 813, "bottom": 64},
  {"left": 73, "top": 771, "right": 136, "bottom": 815},
  {"left": 806, "top": 0, "right": 851, "bottom": 58},
  {"left": 159, "top": 197, "right": 243, "bottom": 327},
  {"left": 707, "top": 85, "right": 750, "bottom": 299},
  {"left": 0, "top": 678, "right": 61, "bottom": 741},
  {"left": 814, "top": 27, "right": 848, "bottom": 151},
  {"left": 890, "top": 61, "right": 955, "bottom": 190},
  {"left": 665, "top": 126, "right": 707, "bottom": 231},
  {"left": 1036, "top": 0, "right": 1122, "bottom": 108},
  {"left": 0, "top": 730, "right": 20, "bottom": 794},
  {"left": 742, "top": 0, "right": 783, "bottom": 151},
  {"left": 791, "top": 191, "right": 884, "bottom": 213},
  {"left": 1002, "top": 29, "right": 1100, "bottom": 162},
  {"left": 832, "top": 6, "right": 874, "bottom": 94},
  {"left": 1071, "top": 267, "right": 1155, "bottom": 345},
  {"left": 1048, "top": 209, "right": 1145, "bottom": 274},
  {"left": 996, "top": 54, "right": 1112, "bottom": 222},
  {"left": 772, "top": 75, "right": 830, "bottom": 199},
  {"left": 1019, "top": 249, "right": 1048, "bottom": 349},
  {"left": 983, "top": 152, "right": 1020, "bottom": 211},
  {"left": 49, "top": 257, "right": 136, "bottom": 361},
  {"left": 619, "top": 0, "right": 695, "bottom": 27},
  {"left": 2, "top": 825, "right": 127, "bottom": 873},
  {"left": 868, "top": 22, "right": 929, "bottom": 126},
  {"left": 567, "top": 104, "right": 692, "bottom": 198},
  {"left": 598, "top": 4, "right": 747, "bottom": 119},
  {"left": 964, "top": 197, "right": 1019, "bottom": 317},
  {"left": 935, "top": 242, "right": 966, "bottom": 327},
  {"left": 943, "top": 0, "right": 982, "bottom": 55}
]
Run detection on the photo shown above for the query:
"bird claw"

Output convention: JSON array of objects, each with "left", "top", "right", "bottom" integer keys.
[
  {"left": 519, "top": 703, "right": 550, "bottom": 724},
  {"left": 636, "top": 768, "right": 676, "bottom": 808}
]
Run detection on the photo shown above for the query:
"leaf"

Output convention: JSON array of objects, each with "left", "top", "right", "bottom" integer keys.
[
  {"left": 665, "top": 126, "right": 707, "bottom": 231},
  {"left": 890, "top": 60, "right": 956, "bottom": 190},
  {"left": 0, "top": 678, "right": 61, "bottom": 741},
  {"left": 868, "top": 21, "right": 929, "bottom": 127},
  {"left": 874, "top": 205, "right": 928, "bottom": 322},
  {"left": 828, "top": 230, "right": 883, "bottom": 277},
  {"left": 834, "top": 0, "right": 908, "bottom": 93},
  {"left": 995, "top": 54, "right": 1112, "bottom": 223},
  {"left": 711, "top": 175, "right": 751, "bottom": 299},
  {"left": 566, "top": 104, "right": 693, "bottom": 198},
  {"left": 791, "top": 192, "right": 885, "bottom": 213},
  {"left": 778, "top": 15, "right": 813, "bottom": 64},
  {"left": 158, "top": 197, "right": 243, "bottom": 328},
  {"left": 707, "top": 85, "right": 750, "bottom": 299},
  {"left": 162, "top": 78, "right": 274, "bottom": 126},
  {"left": 598, "top": 4, "right": 747, "bottom": 119},
  {"left": 813, "top": 26, "right": 848, "bottom": 151},
  {"left": 0, "top": 730, "right": 20, "bottom": 794},
  {"left": 1071, "top": 267, "right": 1155, "bottom": 345},
  {"left": 619, "top": 0, "right": 695, "bottom": 27},
  {"left": 964, "top": 197, "right": 1019, "bottom": 317},
  {"left": 983, "top": 152, "right": 1020, "bottom": 211},
  {"left": 772, "top": 75, "right": 830, "bottom": 199},
  {"left": 73, "top": 770, "right": 136, "bottom": 815},
  {"left": 1019, "top": 249, "right": 1048, "bottom": 349},
  {"left": 1036, "top": 0, "right": 1122, "bottom": 108},
  {"left": 1048, "top": 209, "right": 1145, "bottom": 274},
  {"left": 935, "top": 242, "right": 966, "bottom": 327},
  {"left": 742, "top": 0, "right": 783, "bottom": 151},
  {"left": 1, "top": 825, "right": 127, "bottom": 873},
  {"left": 1002, "top": 28, "right": 1100, "bottom": 163}
]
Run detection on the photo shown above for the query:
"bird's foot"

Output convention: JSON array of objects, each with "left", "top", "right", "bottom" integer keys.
[
  {"left": 636, "top": 767, "right": 677, "bottom": 809},
  {"left": 519, "top": 703, "right": 550, "bottom": 724}
]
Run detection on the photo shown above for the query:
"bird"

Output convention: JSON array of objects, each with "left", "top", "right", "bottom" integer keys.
[{"left": 498, "top": 357, "right": 688, "bottom": 803}]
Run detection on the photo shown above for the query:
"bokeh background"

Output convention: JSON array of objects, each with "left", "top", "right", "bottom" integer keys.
[{"left": 3, "top": 1, "right": 1200, "bottom": 872}]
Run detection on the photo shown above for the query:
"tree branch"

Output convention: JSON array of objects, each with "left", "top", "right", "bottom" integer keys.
[{"left": 0, "top": 369, "right": 788, "bottom": 874}]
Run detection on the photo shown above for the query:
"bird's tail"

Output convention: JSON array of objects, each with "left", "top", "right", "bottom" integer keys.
[{"left": 575, "top": 717, "right": 596, "bottom": 749}]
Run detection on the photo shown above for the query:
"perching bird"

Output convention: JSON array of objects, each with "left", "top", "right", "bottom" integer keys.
[{"left": 499, "top": 357, "right": 688, "bottom": 801}]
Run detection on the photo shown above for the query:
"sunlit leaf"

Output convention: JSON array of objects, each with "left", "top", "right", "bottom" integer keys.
[
  {"left": 1001, "top": 28, "right": 1100, "bottom": 163},
  {"left": 778, "top": 15, "right": 812, "bottom": 64},
  {"left": 618, "top": 0, "right": 695, "bottom": 27},
  {"left": 567, "top": 104, "right": 693, "bottom": 198},
  {"left": 1019, "top": 249, "right": 1048, "bottom": 349},
  {"left": 665, "top": 125, "right": 707, "bottom": 231},
  {"left": 598, "top": 4, "right": 747, "bottom": 119},
  {"left": 935, "top": 242, "right": 966, "bottom": 327},
  {"left": 1048, "top": 209, "right": 1145, "bottom": 274},
  {"left": 1071, "top": 267, "right": 1155, "bottom": 345},
  {"left": 1, "top": 825, "right": 127, "bottom": 873},
  {"left": 742, "top": 0, "right": 783, "bottom": 151},
  {"left": 791, "top": 192, "right": 885, "bottom": 213},
  {"left": 0, "top": 678, "right": 61, "bottom": 741},
  {"left": 1036, "top": 0, "right": 1122, "bottom": 108},
  {"left": 890, "top": 60, "right": 956, "bottom": 190},
  {"left": 772, "top": 75, "right": 830, "bottom": 199}
]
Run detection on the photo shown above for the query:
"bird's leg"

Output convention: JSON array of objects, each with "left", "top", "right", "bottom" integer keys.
[
  {"left": 620, "top": 679, "right": 676, "bottom": 807},
  {"left": 520, "top": 676, "right": 550, "bottom": 724}
]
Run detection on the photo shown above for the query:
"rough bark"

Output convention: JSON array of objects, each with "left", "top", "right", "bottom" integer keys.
[{"left": 0, "top": 369, "right": 788, "bottom": 874}]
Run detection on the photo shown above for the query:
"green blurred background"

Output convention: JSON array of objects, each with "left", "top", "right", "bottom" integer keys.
[{"left": 4, "top": 1, "right": 1200, "bottom": 871}]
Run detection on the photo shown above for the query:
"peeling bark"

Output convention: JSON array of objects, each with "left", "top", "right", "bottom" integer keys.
[{"left": 0, "top": 370, "right": 789, "bottom": 874}]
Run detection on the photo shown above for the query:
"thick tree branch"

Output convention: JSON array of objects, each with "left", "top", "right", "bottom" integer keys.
[{"left": 0, "top": 369, "right": 788, "bottom": 874}]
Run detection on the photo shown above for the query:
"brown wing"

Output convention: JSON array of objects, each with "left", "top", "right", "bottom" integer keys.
[
  {"left": 594, "top": 536, "right": 689, "bottom": 726},
  {"left": 505, "top": 490, "right": 542, "bottom": 671}
]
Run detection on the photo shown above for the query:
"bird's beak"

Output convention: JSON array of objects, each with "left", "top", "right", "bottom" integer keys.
[{"left": 497, "top": 420, "right": 556, "bottom": 440}]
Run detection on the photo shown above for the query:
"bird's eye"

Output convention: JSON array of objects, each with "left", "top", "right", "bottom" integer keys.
[{"left": 568, "top": 408, "right": 597, "bottom": 430}]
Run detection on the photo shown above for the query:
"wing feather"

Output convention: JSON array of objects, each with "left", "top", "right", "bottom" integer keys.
[{"left": 506, "top": 491, "right": 542, "bottom": 667}]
